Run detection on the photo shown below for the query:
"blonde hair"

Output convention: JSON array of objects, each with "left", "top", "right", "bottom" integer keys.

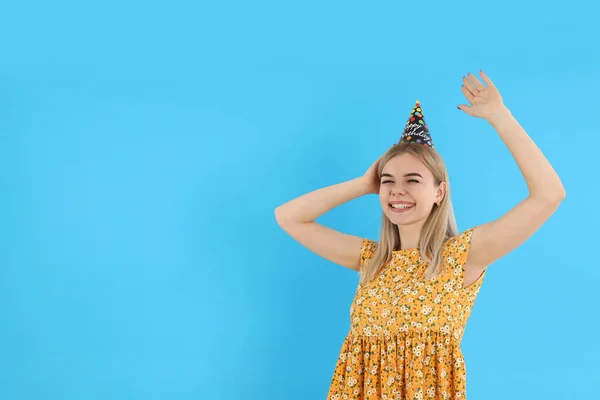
[{"left": 358, "top": 142, "right": 459, "bottom": 285}]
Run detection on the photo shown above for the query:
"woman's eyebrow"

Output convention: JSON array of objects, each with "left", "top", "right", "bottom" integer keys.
[{"left": 381, "top": 172, "right": 423, "bottom": 179}]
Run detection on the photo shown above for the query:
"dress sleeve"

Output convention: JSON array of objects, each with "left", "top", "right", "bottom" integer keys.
[
  {"left": 452, "top": 226, "right": 476, "bottom": 268},
  {"left": 445, "top": 226, "right": 486, "bottom": 290},
  {"left": 359, "top": 238, "right": 378, "bottom": 269}
]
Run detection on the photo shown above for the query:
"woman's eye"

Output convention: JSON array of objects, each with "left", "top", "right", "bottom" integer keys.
[{"left": 381, "top": 179, "right": 418, "bottom": 184}]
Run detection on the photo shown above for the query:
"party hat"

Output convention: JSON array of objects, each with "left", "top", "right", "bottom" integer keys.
[{"left": 398, "top": 100, "right": 434, "bottom": 148}]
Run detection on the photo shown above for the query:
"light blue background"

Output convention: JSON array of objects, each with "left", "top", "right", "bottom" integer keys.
[{"left": 1, "top": 0, "right": 598, "bottom": 399}]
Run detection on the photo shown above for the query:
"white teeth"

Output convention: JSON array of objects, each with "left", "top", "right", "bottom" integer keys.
[{"left": 391, "top": 204, "right": 414, "bottom": 209}]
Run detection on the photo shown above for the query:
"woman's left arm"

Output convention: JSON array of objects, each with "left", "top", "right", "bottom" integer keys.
[{"left": 458, "top": 71, "right": 566, "bottom": 272}]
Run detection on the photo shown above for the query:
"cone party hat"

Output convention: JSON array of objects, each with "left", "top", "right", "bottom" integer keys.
[{"left": 398, "top": 100, "right": 434, "bottom": 149}]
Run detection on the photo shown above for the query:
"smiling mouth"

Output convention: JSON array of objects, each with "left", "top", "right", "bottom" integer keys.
[{"left": 389, "top": 203, "right": 415, "bottom": 212}]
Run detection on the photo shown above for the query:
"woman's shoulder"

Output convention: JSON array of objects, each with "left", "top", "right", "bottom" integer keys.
[
  {"left": 360, "top": 237, "right": 378, "bottom": 258},
  {"left": 443, "top": 226, "right": 477, "bottom": 251},
  {"left": 361, "top": 237, "right": 378, "bottom": 248}
]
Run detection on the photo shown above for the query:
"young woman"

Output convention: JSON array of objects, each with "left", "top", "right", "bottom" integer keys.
[{"left": 274, "top": 71, "right": 565, "bottom": 399}]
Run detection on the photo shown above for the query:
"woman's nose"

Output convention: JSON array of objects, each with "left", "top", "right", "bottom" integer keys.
[{"left": 391, "top": 186, "right": 406, "bottom": 195}]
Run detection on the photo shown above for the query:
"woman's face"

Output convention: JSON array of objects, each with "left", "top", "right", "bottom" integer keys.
[{"left": 379, "top": 153, "right": 444, "bottom": 225}]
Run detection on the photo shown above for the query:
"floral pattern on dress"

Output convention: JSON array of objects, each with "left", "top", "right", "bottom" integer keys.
[{"left": 327, "top": 227, "right": 486, "bottom": 399}]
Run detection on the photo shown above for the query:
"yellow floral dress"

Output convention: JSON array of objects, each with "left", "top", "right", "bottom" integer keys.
[{"left": 327, "top": 227, "right": 487, "bottom": 399}]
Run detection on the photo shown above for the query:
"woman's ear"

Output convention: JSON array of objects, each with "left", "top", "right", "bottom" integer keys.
[{"left": 436, "top": 181, "right": 447, "bottom": 202}]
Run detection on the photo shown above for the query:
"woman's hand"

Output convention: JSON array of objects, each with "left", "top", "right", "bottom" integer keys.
[
  {"left": 458, "top": 70, "right": 507, "bottom": 119},
  {"left": 361, "top": 157, "right": 381, "bottom": 195}
]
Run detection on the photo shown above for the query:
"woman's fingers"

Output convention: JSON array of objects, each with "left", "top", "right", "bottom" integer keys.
[
  {"left": 467, "top": 72, "right": 486, "bottom": 90},
  {"left": 461, "top": 85, "right": 475, "bottom": 102},
  {"left": 479, "top": 70, "right": 495, "bottom": 87},
  {"left": 457, "top": 104, "right": 472, "bottom": 115},
  {"left": 462, "top": 75, "right": 479, "bottom": 95}
]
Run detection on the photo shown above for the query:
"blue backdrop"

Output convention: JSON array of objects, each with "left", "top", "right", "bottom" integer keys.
[{"left": 1, "top": 1, "right": 598, "bottom": 399}]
